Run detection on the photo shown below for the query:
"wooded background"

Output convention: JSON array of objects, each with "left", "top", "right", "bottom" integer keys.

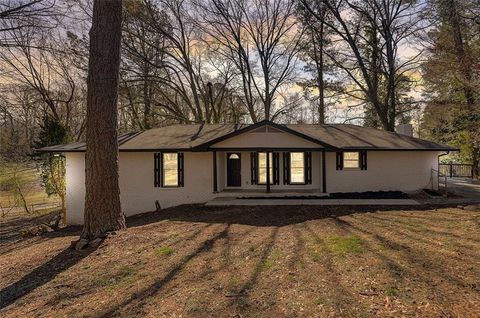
[{"left": 0, "top": 0, "right": 478, "bottom": 175}]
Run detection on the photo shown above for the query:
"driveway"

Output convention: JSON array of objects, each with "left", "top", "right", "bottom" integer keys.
[{"left": 447, "top": 177, "right": 480, "bottom": 200}]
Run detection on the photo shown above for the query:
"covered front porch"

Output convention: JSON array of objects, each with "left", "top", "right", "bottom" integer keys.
[{"left": 210, "top": 149, "right": 327, "bottom": 194}]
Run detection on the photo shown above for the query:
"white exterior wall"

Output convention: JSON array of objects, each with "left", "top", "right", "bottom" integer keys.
[
  {"left": 65, "top": 149, "right": 439, "bottom": 225},
  {"left": 65, "top": 152, "right": 214, "bottom": 225},
  {"left": 326, "top": 151, "right": 438, "bottom": 193},
  {"left": 119, "top": 152, "right": 213, "bottom": 215},
  {"left": 65, "top": 152, "right": 86, "bottom": 225}
]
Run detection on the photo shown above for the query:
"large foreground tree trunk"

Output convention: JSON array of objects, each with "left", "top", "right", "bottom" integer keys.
[{"left": 81, "top": 0, "right": 125, "bottom": 240}]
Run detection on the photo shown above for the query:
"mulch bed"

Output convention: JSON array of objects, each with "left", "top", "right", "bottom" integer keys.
[{"left": 239, "top": 190, "right": 410, "bottom": 200}]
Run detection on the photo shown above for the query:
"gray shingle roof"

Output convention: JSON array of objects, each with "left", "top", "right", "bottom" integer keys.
[
  {"left": 38, "top": 121, "right": 456, "bottom": 152},
  {"left": 288, "top": 124, "right": 453, "bottom": 150}
]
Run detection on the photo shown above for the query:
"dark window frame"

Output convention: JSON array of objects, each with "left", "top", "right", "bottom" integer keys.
[
  {"left": 283, "top": 151, "right": 312, "bottom": 185},
  {"left": 342, "top": 151, "right": 361, "bottom": 169},
  {"left": 154, "top": 152, "right": 184, "bottom": 188},
  {"left": 256, "top": 152, "right": 279, "bottom": 185},
  {"left": 336, "top": 151, "right": 367, "bottom": 171},
  {"left": 289, "top": 152, "right": 306, "bottom": 185}
]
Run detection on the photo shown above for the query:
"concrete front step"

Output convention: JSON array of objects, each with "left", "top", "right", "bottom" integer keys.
[
  {"left": 215, "top": 190, "right": 329, "bottom": 198},
  {"left": 205, "top": 198, "right": 421, "bottom": 206}
]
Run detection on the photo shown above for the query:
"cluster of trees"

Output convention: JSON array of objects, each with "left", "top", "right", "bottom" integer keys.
[
  {"left": 420, "top": 0, "right": 480, "bottom": 177},
  {"left": 0, "top": 0, "right": 477, "bottom": 240},
  {"left": 0, "top": 0, "right": 478, "bottom": 165}
]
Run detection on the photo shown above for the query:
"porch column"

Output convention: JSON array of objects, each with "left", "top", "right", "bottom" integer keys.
[
  {"left": 322, "top": 150, "right": 327, "bottom": 193},
  {"left": 266, "top": 151, "right": 271, "bottom": 192},
  {"left": 213, "top": 150, "right": 218, "bottom": 193}
]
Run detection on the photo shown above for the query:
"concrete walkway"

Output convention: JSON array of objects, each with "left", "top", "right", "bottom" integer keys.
[
  {"left": 206, "top": 178, "right": 480, "bottom": 207},
  {"left": 415, "top": 177, "right": 480, "bottom": 206},
  {"left": 206, "top": 197, "right": 420, "bottom": 206}
]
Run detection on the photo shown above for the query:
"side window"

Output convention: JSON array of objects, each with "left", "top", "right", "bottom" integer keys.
[
  {"left": 343, "top": 152, "right": 360, "bottom": 169},
  {"left": 154, "top": 152, "right": 184, "bottom": 187},
  {"left": 163, "top": 153, "right": 179, "bottom": 186}
]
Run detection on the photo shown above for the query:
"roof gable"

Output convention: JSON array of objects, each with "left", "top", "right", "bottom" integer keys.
[
  {"left": 210, "top": 125, "right": 323, "bottom": 149},
  {"left": 193, "top": 120, "right": 337, "bottom": 150}
]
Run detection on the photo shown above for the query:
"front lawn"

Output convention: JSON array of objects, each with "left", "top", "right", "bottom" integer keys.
[{"left": 0, "top": 205, "right": 479, "bottom": 317}]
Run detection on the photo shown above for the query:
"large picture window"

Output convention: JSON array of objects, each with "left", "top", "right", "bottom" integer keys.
[
  {"left": 258, "top": 152, "right": 273, "bottom": 184},
  {"left": 343, "top": 152, "right": 360, "bottom": 169},
  {"left": 290, "top": 152, "right": 305, "bottom": 183}
]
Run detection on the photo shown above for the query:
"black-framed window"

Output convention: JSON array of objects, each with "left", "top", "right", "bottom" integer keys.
[
  {"left": 283, "top": 151, "right": 312, "bottom": 185},
  {"left": 290, "top": 152, "right": 305, "bottom": 184},
  {"left": 336, "top": 151, "right": 367, "bottom": 170},
  {"left": 154, "top": 152, "right": 184, "bottom": 187},
  {"left": 163, "top": 153, "right": 179, "bottom": 186},
  {"left": 343, "top": 152, "right": 360, "bottom": 169},
  {"left": 250, "top": 152, "right": 279, "bottom": 185},
  {"left": 258, "top": 152, "right": 273, "bottom": 184}
]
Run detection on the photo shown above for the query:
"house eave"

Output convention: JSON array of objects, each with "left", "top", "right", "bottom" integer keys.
[{"left": 38, "top": 146, "right": 459, "bottom": 153}]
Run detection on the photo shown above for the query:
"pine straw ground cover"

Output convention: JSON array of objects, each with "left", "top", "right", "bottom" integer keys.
[{"left": 0, "top": 205, "right": 479, "bottom": 318}]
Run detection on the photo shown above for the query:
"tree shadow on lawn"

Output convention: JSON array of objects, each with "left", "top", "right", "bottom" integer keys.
[
  {"left": 331, "top": 216, "right": 473, "bottom": 294},
  {"left": 240, "top": 227, "right": 279, "bottom": 290},
  {"left": 366, "top": 214, "right": 480, "bottom": 253},
  {"left": 97, "top": 224, "right": 231, "bottom": 318},
  {"left": 97, "top": 225, "right": 282, "bottom": 317},
  {"left": 126, "top": 204, "right": 444, "bottom": 228},
  {"left": 0, "top": 246, "right": 95, "bottom": 309},
  {"left": 300, "top": 222, "right": 369, "bottom": 314}
]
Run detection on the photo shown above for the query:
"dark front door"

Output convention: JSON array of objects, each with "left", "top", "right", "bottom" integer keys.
[{"left": 227, "top": 153, "right": 241, "bottom": 187}]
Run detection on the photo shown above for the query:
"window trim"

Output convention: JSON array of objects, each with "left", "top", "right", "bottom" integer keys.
[
  {"left": 162, "top": 152, "right": 179, "bottom": 187},
  {"left": 289, "top": 152, "right": 306, "bottom": 185},
  {"left": 257, "top": 152, "right": 276, "bottom": 185},
  {"left": 336, "top": 151, "right": 367, "bottom": 171},
  {"left": 154, "top": 152, "right": 184, "bottom": 188},
  {"left": 342, "top": 151, "right": 361, "bottom": 170},
  {"left": 283, "top": 151, "right": 312, "bottom": 185}
]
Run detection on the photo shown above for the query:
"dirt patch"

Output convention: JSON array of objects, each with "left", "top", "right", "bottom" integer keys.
[{"left": 1, "top": 205, "right": 479, "bottom": 317}]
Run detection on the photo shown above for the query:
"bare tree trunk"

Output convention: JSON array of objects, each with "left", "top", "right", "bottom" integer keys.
[
  {"left": 13, "top": 169, "right": 30, "bottom": 215},
  {"left": 81, "top": 0, "right": 125, "bottom": 240},
  {"left": 312, "top": 20, "right": 325, "bottom": 124}
]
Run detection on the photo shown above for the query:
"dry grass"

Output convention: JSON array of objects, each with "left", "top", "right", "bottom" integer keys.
[
  {"left": 0, "top": 205, "right": 479, "bottom": 317},
  {"left": 0, "top": 164, "right": 59, "bottom": 211}
]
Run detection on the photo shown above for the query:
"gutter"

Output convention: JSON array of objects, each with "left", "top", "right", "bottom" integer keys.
[{"left": 438, "top": 151, "right": 450, "bottom": 165}]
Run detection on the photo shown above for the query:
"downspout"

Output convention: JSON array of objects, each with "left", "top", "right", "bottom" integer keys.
[
  {"left": 437, "top": 151, "right": 450, "bottom": 191},
  {"left": 438, "top": 152, "right": 450, "bottom": 170}
]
